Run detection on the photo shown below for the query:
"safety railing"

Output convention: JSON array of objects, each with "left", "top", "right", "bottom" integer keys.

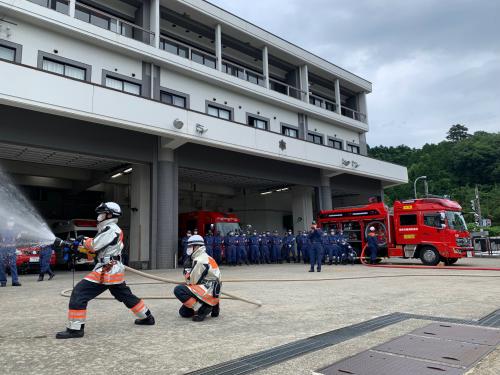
[
  {"left": 269, "top": 78, "right": 306, "bottom": 100},
  {"left": 159, "top": 35, "right": 216, "bottom": 69},
  {"left": 28, "top": 0, "right": 69, "bottom": 14},
  {"left": 309, "top": 93, "right": 337, "bottom": 113},
  {"left": 341, "top": 106, "right": 367, "bottom": 123},
  {"left": 74, "top": 2, "right": 155, "bottom": 45},
  {"left": 221, "top": 59, "right": 265, "bottom": 87}
]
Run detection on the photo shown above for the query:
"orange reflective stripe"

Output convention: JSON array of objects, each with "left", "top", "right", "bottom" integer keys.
[
  {"left": 208, "top": 257, "right": 219, "bottom": 269},
  {"left": 189, "top": 284, "right": 207, "bottom": 296},
  {"left": 68, "top": 309, "right": 87, "bottom": 319},
  {"left": 131, "top": 300, "right": 145, "bottom": 313},
  {"left": 183, "top": 297, "right": 197, "bottom": 308}
]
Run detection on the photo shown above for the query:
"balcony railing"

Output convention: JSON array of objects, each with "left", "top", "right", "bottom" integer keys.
[
  {"left": 28, "top": 0, "right": 69, "bottom": 14},
  {"left": 74, "top": 2, "right": 154, "bottom": 45},
  {"left": 341, "top": 106, "right": 367, "bottom": 123},
  {"left": 309, "top": 93, "right": 337, "bottom": 113},
  {"left": 222, "top": 59, "right": 265, "bottom": 87},
  {"left": 160, "top": 35, "right": 216, "bottom": 69},
  {"left": 269, "top": 78, "right": 306, "bottom": 100}
]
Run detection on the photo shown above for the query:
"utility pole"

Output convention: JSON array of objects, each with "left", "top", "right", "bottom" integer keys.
[{"left": 475, "top": 185, "right": 482, "bottom": 227}]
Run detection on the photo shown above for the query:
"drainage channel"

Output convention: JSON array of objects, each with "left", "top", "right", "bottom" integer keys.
[{"left": 186, "top": 309, "right": 500, "bottom": 375}]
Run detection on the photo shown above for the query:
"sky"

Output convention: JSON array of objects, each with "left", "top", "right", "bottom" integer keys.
[{"left": 209, "top": 0, "right": 500, "bottom": 147}]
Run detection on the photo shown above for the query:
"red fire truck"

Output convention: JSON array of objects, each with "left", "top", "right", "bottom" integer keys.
[
  {"left": 317, "top": 198, "right": 473, "bottom": 266},
  {"left": 179, "top": 211, "right": 241, "bottom": 237}
]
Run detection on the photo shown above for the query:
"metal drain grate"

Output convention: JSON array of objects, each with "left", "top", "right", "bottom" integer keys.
[{"left": 411, "top": 323, "right": 500, "bottom": 346}]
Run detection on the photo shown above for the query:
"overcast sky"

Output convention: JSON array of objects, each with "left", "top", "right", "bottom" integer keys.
[{"left": 210, "top": 0, "right": 500, "bottom": 147}]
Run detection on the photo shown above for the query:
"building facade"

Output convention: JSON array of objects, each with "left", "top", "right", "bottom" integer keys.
[{"left": 0, "top": 0, "right": 407, "bottom": 268}]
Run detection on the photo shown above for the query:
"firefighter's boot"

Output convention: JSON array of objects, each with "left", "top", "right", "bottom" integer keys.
[
  {"left": 135, "top": 311, "right": 155, "bottom": 325},
  {"left": 193, "top": 303, "right": 212, "bottom": 322},
  {"left": 211, "top": 303, "right": 220, "bottom": 318},
  {"left": 56, "top": 327, "right": 84, "bottom": 339},
  {"left": 37, "top": 274, "right": 44, "bottom": 282}
]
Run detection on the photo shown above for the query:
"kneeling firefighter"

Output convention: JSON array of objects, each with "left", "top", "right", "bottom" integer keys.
[
  {"left": 55, "top": 202, "right": 155, "bottom": 339},
  {"left": 174, "top": 235, "right": 221, "bottom": 322}
]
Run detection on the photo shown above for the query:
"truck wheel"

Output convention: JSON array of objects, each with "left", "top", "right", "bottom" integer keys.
[
  {"left": 420, "top": 246, "right": 440, "bottom": 266},
  {"left": 443, "top": 258, "right": 458, "bottom": 265}
]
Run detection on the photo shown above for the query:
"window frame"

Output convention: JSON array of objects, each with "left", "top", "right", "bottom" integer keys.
[
  {"left": 399, "top": 214, "right": 418, "bottom": 226},
  {"left": 327, "top": 136, "right": 343, "bottom": 150},
  {"left": 246, "top": 113, "right": 270, "bottom": 131},
  {"left": 0, "top": 39, "right": 22, "bottom": 63},
  {"left": 37, "top": 51, "right": 91, "bottom": 82},
  {"left": 205, "top": 101, "right": 234, "bottom": 121},
  {"left": 280, "top": 123, "right": 299, "bottom": 139},
  {"left": 307, "top": 131, "right": 324, "bottom": 145},
  {"left": 159, "top": 87, "right": 189, "bottom": 109},
  {"left": 346, "top": 142, "right": 360, "bottom": 154},
  {"left": 102, "top": 69, "right": 143, "bottom": 96}
]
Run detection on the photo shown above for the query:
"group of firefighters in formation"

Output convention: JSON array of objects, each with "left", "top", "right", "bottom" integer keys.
[{"left": 181, "top": 222, "right": 381, "bottom": 273}]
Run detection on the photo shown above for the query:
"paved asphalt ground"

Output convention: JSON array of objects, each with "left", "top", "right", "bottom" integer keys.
[{"left": 1, "top": 257, "right": 499, "bottom": 374}]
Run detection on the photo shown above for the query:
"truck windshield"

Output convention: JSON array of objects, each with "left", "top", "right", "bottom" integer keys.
[
  {"left": 216, "top": 222, "right": 241, "bottom": 236},
  {"left": 445, "top": 211, "right": 467, "bottom": 232}
]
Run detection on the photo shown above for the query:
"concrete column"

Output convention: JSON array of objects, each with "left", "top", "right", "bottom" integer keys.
[
  {"left": 69, "top": 0, "right": 76, "bottom": 17},
  {"left": 154, "top": 142, "right": 178, "bottom": 269},
  {"left": 359, "top": 132, "right": 368, "bottom": 156},
  {"left": 292, "top": 186, "right": 314, "bottom": 232},
  {"left": 319, "top": 171, "right": 333, "bottom": 211},
  {"left": 299, "top": 64, "right": 309, "bottom": 103},
  {"left": 129, "top": 164, "right": 151, "bottom": 269},
  {"left": 262, "top": 45, "right": 269, "bottom": 89},
  {"left": 150, "top": 0, "right": 160, "bottom": 48},
  {"left": 358, "top": 91, "right": 368, "bottom": 123},
  {"left": 215, "top": 24, "right": 222, "bottom": 71},
  {"left": 334, "top": 79, "right": 341, "bottom": 114}
]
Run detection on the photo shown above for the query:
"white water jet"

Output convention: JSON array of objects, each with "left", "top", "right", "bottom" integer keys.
[{"left": 0, "top": 167, "right": 55, "bottom": 247}]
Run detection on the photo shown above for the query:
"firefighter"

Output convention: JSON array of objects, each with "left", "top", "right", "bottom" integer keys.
[
  {"left": 174, "top": 234, "right": 221, "bottom": 321},
  {"left": 225, "top": 231, "right": 237, "bottom": 266},
  {"left": 322, "top": 231, "right": 332, "bottom": 265},
  {"left": 270, "top": 230, "right": 281, "bottom": 263},
  {"left": 367, "top": 226, "right": 378, "bottom": 264},
  {"left": 55, "top": 202, "right": 155, "bottom": 339},
  {"left": 302, "top": 231, "right": 310, "bottom": 264},
  {"left": 249, "top": 230, "right": 260, "bottom": 264},
  {"left": 180, "top": 230, "right": 192, "bottom": 264},
  {"left": 38, "top": 244, "right": 55, "bottom": 281},
  {"left": 282, "top": 229, "right": 296, "bottom": 263},
  {"left": 213, "top": 231, "right": 223, "bottom": 265},
  {"left": 237, "top": 232, "right": 249, "bottom": 265},
  {"left": 0, "top": 218, "right": 21, "bottom": 287},
  {"left": 308, "top": 221, "right": 324, "bottom": 272},
  {"left": 295, "top": 230, "right": 304, "bottom": 263},
  {"left": 260, "top": 232, "right": 271, "bottom": 264},
  {"left": 331, "top": 229, "right": 341, "bottom": 265},
  {"left": 205, "top": 230, "right": 214, "bottom": 258}
]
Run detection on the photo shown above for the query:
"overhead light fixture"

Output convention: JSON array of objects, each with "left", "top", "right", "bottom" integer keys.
[
  {"left": 260, "top": 191, "right": 272, "bottom": 195},
  {"left": 123, "top": 168, "right": 133, "bottom": 174},
  {"left": 275, "top": 187, "right": 289, "bottom": 192},
  {"left": 111, "top": 172, "right": 123, "bottom": 179}
]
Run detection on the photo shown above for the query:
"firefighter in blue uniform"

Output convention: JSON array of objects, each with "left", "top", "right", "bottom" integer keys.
[
  {"left": 205, "top": 231, "right": 214, "bottom": 258},
  {"left": 180, "top": 230, "right": 192, "bottom": 264},
  {"left": 302, "top": 232, "right": 310, "bottom": 264},
  {"left": 282, "top": 230, "right": 296, "bottom": 263},
  {"left": 322, "top": 231, "right": 331, "bottom": 265},
  {"left": 260, "top": 232, "right": 271, "bottom": 264},
  {"left": 38, "top": 244, "right": 55, "bottom": 281},
  {"left": 225, "top": 232, "right": 237, "bottom": 266},
  {"left": 213, "top": 231, "right": 223, "bottom": 265},
  {"left": 237, "top": 233, "right": 249, "bottom": 265},
  {"left": 0, "top": 218, "right": 21, "bottom": 287},
  {"left": 270, "top": 231, "right": 281, "bottom": 263},
  {"left": 330, "top": 229, "right": 341, "bottom": 265},
  {"left": 295, "top": 230, "right": 304, "bottom": 263},
  {"left": 366, "top": 226, "right": 379, "bottom": 264},
  {"left": 249, "top": 230, "right": 260, "bottom": 264},
  {"left": 307, "top": 221, "right": 324, "bottom": 272}
]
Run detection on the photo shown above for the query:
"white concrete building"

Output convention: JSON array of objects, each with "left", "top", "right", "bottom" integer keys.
[{"left": 0, "top": 0, "right": 407, "bottom": 268}]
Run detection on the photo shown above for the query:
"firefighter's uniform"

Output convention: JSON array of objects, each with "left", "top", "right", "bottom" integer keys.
[{"left": 174, "top": 238, "right": 221, "bottom": 321}]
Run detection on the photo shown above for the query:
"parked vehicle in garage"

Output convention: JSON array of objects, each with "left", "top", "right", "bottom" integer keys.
[
  {"left": 15, "top": 244, "right": 56, "bottom": 274},
  {"left": 317, "top": 198, "right": 473, "bottom": 266},
  {"left": 179, "top": 211, "right": 241, "bottom": 237},
  {"left": 51, "top": 219, "right": 98, "bottom": 268}
]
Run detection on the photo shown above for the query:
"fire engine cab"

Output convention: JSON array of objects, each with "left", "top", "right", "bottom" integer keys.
[
  {"left": 317, "top": 198, "right": 473, "bottom": 266},
  {"left": 179, "top": 211, "right": 241, "bottom": 237}
]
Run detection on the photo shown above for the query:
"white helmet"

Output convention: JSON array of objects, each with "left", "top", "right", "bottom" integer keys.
[
  {"left": 369, "top": 226, "right": 375, "bottom": 232},
  {"left": 187, "top": 235, "right": 205, "bottom": 247},
  {"left": 96, "top": 202, "right": 122, "bottom": 218}
]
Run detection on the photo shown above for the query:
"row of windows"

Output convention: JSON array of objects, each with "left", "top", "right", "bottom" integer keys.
[{"left": 0, "top": 42, "right": 361, "bottom": 154}]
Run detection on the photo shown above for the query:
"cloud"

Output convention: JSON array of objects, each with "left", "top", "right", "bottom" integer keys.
[{"left": 209, "top": 0, "right": 500, "bottom": 147}]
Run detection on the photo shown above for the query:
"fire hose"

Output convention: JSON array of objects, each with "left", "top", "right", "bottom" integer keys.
[{"left": 360, "top": 245, "right": 500, "bottom": 271}]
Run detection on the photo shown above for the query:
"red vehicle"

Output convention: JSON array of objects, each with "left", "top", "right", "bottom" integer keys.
[
  {"left": 179, "top": 211, "right": 241, "bottom": 237},
  {"left": 16, "top": 245, "right": 56, "bottom": 273},
  {"left": 317, "top": 198, "right": 473, "bottom": 266}
]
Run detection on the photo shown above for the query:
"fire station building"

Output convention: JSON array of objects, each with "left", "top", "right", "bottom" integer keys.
[{"left": 0, "top": 0, "right": 407, "bottom": 268}]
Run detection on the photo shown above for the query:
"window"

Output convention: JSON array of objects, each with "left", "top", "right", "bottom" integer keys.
[
  {"left": 28, "top": 0, "right": 69, "bottom": 14},
  {"left": 160, "top": 91, "right": 187, "bottom": 108},
  {"left": 248, "top": 116, "right": 268, "bottom": 130},
  {"left": 207, "top": 104, "right": 231, "bottom": 120},
  {"left": 424, "top": 213, "right": 441, "bottom": 228},
  {"left": 160, "top": 39, "right": 189, "bottom": 58},
  {"left": 191, "top": 51, "right": 216, "bottom": 69},
  {"left": 105, "top": 76, "right": 141, "bottom": 95},
  {"left": 328, "top": 138, "right": 343, "bottom": 150},
  {"left": 399, "top": 214, "right": 417, "bottom": 226},
  {"left": 307, "top": 132, "right": 323, "bottom": 145},
  {"left": 42, "top": 58, "right": 86, "bottom": 80},
  {"left": 282, "top": 125, "right": 298, "bottom": 138},
  {"left": 0, "top": 45, "right": 15, "bottom": 62},
  {"left": 346, "top": 144, "right": 360, "bottom": 154}
]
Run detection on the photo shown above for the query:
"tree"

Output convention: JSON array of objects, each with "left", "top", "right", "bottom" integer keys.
[{"left": 446, "top": 124, "right": 470, "bottom": 142}]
